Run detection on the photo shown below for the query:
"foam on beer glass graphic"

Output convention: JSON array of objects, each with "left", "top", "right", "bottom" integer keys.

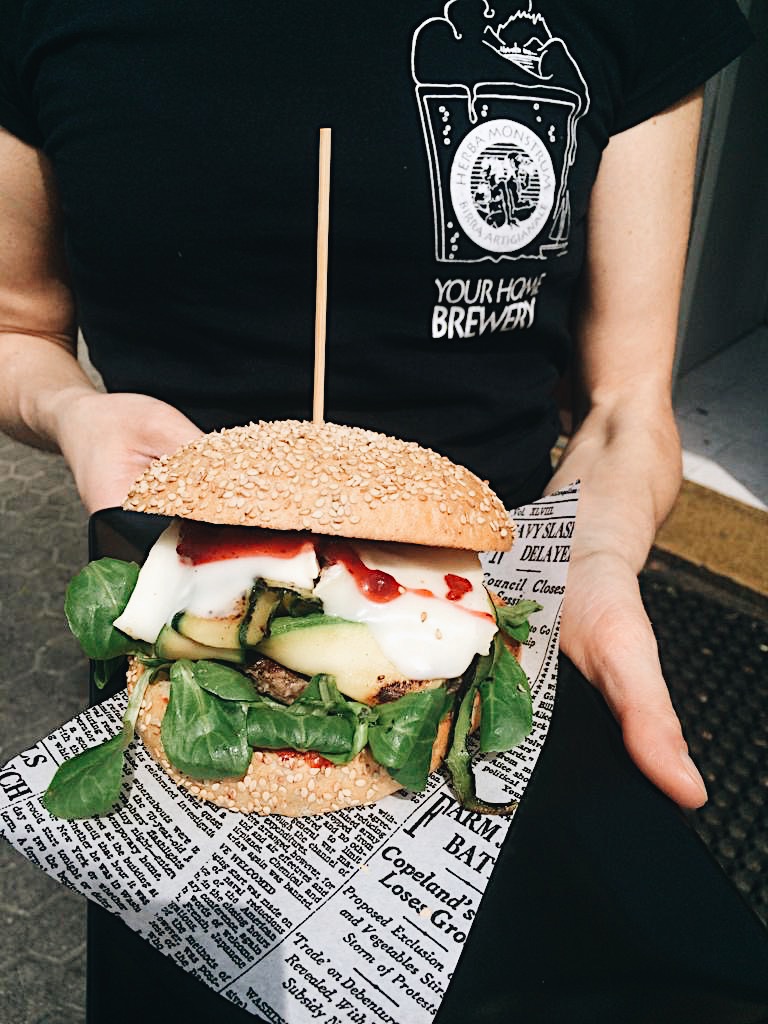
[{"left": 412, "top": 1, "right": 589, "bottom": 263}]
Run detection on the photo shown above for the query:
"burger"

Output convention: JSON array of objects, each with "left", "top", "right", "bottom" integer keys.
[{"left": 44, "top": 421, "right": 539, "bottom": 820}]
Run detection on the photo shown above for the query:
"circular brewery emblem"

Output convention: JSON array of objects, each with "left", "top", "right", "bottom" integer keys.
[{"left": 450, "top": 119, "right": 555, "bottom": 253}]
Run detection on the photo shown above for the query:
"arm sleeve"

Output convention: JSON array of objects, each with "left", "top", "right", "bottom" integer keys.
[
  {"left": 0, "top": 1, "right": 43, "bottom": 147},
  {"left": 613, "top": 0, "right": 753, "bottom": 134}
]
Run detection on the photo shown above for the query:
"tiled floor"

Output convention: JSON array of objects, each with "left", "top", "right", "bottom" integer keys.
[
  {"left": 0, "top": 436, "right": 88, "bottom": 1024},
  {"left": 675, "top": 327, "right": 768, "bottom": 509}
]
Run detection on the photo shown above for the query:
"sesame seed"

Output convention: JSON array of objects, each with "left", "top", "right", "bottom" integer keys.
[{"left": 122, "top": 419, "right": 512, "bottom": 552}]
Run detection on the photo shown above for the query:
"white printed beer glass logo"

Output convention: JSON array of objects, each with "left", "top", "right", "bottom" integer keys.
[
  {"left": 450, "top": 119, "right": 555, "bottom": 253},
  {"left": 412, "top": 0, "right": 590, "bottom": 262}
]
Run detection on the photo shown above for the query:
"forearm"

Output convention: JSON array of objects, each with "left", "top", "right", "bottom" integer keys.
[
  {"left": 0, "top": 331, "right": 96, "bottom": 452},
  {"left": 549, "top": 393, "right": 706, "bottom": 807},
  {"left": 527, "top": 92, "right": 707, "bottom": 808},
  {"left": 547, "top": 92, "right": 699, "bottom": 577},
  {"left": 0, "top": 129, "right": 90, "bottom": 451},
  {"left": 547, "top": 387, "right": 682, "bottom": 574}
]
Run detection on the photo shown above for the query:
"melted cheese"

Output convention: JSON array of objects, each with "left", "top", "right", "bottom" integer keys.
[
  {"left": 314, "top": 542, "right": 496, "bottom": 679},
  {"left": 114, "top": 521, "right": 497, "bottom": 679},
  {"left": 114, "top": 521, "right": 320, "bottom": 643}
]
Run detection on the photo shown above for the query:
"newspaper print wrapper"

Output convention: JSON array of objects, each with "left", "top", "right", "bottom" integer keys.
[{"left": 0, "top": 484, "right": 577, "bottom": 1024}]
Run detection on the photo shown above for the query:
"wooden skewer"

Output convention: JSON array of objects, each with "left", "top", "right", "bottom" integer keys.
[{"left": 313, "top": 127, "right": 332, "bottom": 424}]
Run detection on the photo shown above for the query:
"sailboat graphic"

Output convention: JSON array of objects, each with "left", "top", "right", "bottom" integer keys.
[
  {"left": 484, "top": 38, "right": 542, "bottom": 73},
  {"left": 483, "top": 11, "right": 550, "bottom": 74}
]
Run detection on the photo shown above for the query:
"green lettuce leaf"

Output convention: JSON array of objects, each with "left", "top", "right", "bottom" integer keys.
[
  {"left": 42, "top": 733, "right": 127, "bottom": 820},
  {"left": 43, "top": 665, "right": 156, "bottom": 819},
  {"left": 443, "top": 650, "right": 521, "bottom": 816},
  {"left": 191, "top": 660, "right": 260, "bottom": 702},
  {"left": 161, "top": 660, "right": 251, "bottom": 779},
  {"left": 64, "top": 558, "right": 145, "bottom": 660},
  {"left": 495, "top": 599, "right": 543, "bottom": 644},
  {"left": 245, "top": 675, "right": 358, "bottom": 755},
  {"left": 368, "top": 687, "right": 451, "bottom": 792},
  {"left": 479, "top": 634, "right": 532, "bottom": 753}
]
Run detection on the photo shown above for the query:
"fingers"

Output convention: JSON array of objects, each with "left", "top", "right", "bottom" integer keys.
[
  {"left": 618, "top": 696, "right": 707, "bottom": 809},
  {"left": 132, "top": 401, "right": 203, "bottom": 458},
  {"left": 561, "top": 555, "right": 707, "bottom": 809},
  {"left": 61, "top": 392, "right": 203, "bottom": 512},
  {"left": 589, "top": 595, "right": 706, "bottom": 806}
]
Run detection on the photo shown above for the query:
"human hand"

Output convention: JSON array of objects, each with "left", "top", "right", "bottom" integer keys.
[
  {"left": 53, "top": 390, "right": 204, "bottom": 513},
  {"left": 559, "top": 549, "right": 707, "bottom": 808}
]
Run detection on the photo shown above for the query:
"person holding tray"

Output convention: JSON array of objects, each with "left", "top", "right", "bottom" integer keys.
[{"left": 0, "top": 0, "right": 752, "bottom": 814}]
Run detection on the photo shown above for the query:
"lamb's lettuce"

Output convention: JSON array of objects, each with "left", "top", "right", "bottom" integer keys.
[
  {"left": 160, "top": 660, "right": 251, "bottom": 779},
  {"left": 64, "top": 558, "right": 144, "bottom": 660},
  {"left": 43, "top": 664, "right": 158, "bottom": 819},
  {"left": 191, "top": 659, "right": 260, "bottom": 702},
  {"left": 444, "top": 599, "right": 541, "bottom": 815},
  {"left": 478, "top": 634, "right": 532, "bottom": 753},
  {"left": 245, "top": 682, "right": 358, "bottom": 756},
  {"left": 49, "top": 562, "right": 542, "bottom": 818},
  {"left": 368, "top": 687, "right": 452, "bottom": 791},
  {"left": 495, "top": 598, "right": 543, "bottom": 644},
  {"left": 64, "top": 558, "right": 149, "bottom": 687}
]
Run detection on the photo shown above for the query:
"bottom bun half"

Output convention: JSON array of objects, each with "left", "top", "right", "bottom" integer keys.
[{"left": 126, "top": 658, "right": 451, "bottom": 817}]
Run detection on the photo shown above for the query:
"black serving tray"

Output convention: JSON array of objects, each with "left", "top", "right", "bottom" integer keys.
[{"left": 86, "top": 510, "right": 768, "bottom": 1024}]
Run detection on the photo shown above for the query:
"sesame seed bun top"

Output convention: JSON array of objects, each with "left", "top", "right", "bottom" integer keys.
[{"left": 122, "top": 419, "right": 513, "bottom": 551}]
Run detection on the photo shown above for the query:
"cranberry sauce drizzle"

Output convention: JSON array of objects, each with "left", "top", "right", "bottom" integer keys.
[
  {"left": 445, "top": 573, "right": 473, "bottom": 601},
  {"left": 318, "top": 539, "right": 403, "bottom": 603},
  {"left": 176, "top": 522, "right": 489, "bottom": 616},
  {"left": 319, "top": 538, "right": 480, "bottom": 609},
  {"left": 273, "top": 749, "right": 334, "bottom": 769},
  {"left": 177, "top": 521, "right": 312, "bottom": 565}
]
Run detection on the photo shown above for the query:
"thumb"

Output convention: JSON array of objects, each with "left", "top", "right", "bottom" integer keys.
[
  {"left": 563, "top": 564, "right": 707, "bottom": 808},
  {"left": 615, "top": 685, "right": 707, "bottom": 809},
  {"left": 131, "top": 402, "right": 204, "bottom": 458}
]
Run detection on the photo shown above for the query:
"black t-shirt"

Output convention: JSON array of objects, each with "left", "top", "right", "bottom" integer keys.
[{"left": 0, "top": 0, "right": 750, "bottom": 506}]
